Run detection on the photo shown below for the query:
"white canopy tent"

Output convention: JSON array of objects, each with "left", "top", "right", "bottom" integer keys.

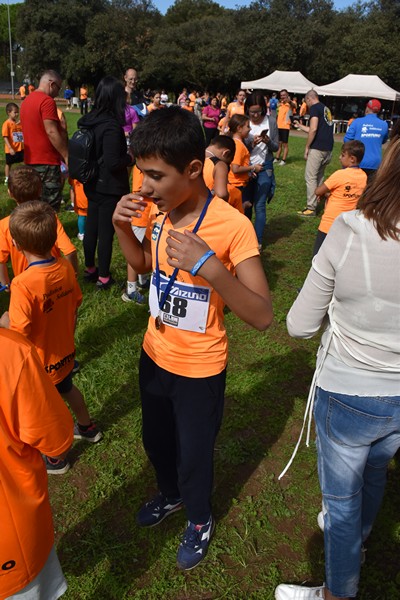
[
  {"left": 316, "top": 74, "right": 400, "bottom": 101},
  {"left": 241, "top": 70, "right": 318, "bottom": 95}
]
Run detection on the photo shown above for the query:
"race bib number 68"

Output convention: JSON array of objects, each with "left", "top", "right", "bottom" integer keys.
[{"left": 149, "top": 273, "right": 211, "bottom": 333}]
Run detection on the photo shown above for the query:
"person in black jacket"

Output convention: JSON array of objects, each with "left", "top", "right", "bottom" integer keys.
[{"left": 79, "top": 76, "right": 133, "bottom": 289}]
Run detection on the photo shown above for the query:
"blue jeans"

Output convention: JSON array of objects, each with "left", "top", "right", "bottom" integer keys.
[
  {"left": 242, "top": 160, "right": 275, "bottom": 244},
  {"left": 314, "top": 387, "right": 400, "bottom": 597}
]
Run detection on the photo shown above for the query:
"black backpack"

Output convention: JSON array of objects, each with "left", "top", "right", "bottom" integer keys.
[{"left": 68, "top": 127, "right": 99, "bottom": 184}]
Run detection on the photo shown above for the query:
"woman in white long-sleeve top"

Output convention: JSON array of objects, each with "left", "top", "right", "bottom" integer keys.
[{"left": 275, "top": 139, "right": 400, "bottom": 600}]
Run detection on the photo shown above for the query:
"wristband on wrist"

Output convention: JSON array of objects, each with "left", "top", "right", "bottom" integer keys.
[{"left": 190, "top": 250, "right": 216, "bottom": 276}]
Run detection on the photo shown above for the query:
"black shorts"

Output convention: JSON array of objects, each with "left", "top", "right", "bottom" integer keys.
[
  {"left": 55, "top": 370, "right": 73, "bottom": 394},
  {"left": 6, "top": 150, "right": 24, "bottom": 166},
  {"left": 278, "top": 128, "right": 289, "bottom": 143}
]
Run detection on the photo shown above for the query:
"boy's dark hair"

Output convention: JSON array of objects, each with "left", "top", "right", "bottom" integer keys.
[
  {"left": 8, "top": 165, "right": 42, "bottom": 204},
  {"left": 209, "top": 134, "right": 235, "bottom": 160},
  {"left": 9, "top": 200, "right": 57, "bottom": 255},
  {"left": 6, "top": 102, "right": 18, "bottom": 114},
  {"left": 228, "top": 114, "right": 249, "bottom": 134},
  {"left": 130, "top": 106, "right": 205, "bottom": 173},
  {"left": 342, "top": 140, "right": 365, "bottom": 164},
  {"left": 244, "top": 92, "right": 267, "bottom": 117}
]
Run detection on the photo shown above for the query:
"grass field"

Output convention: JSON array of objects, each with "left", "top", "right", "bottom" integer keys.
[{"left": 0, "top": 109, "right": 399, "bottom": 599}]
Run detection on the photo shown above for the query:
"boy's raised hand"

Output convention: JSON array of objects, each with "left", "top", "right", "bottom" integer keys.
[
  {"left": 0, "top": 311, "right": 10, "bottom": 329},
  {"left": 113, "top": 194, "right": 148, "bottom": 225},
  {"left": 166, "top": 229, "right": 213, "bottom": 274}
]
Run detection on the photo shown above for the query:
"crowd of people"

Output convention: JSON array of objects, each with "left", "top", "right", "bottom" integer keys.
[{"left": 0, "top": 67, "right": 398, "bottom": 600}]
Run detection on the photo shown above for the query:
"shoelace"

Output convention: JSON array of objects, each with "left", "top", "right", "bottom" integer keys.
[{"left": 181, "top": 525, "right": 201, "bottom": 548}]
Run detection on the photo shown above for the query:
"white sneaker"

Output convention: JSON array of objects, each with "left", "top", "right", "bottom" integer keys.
[
  {"left": 279, "top": 160, "right": 286, "bottom": 166},
  {"left": 317, "top": 510, "right": 325, "bottom": 531},
  {"left": 77, "top": 233, "right": 84, "bottom": 241},
  {"left": 273, "top": 158, "right": 279, "bottom": 164},
  {"left": 275, "top": 583, "right": 325, "bottom": 599}
]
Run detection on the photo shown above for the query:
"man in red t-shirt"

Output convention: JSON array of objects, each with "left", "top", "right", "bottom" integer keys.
[{"left": 20, "top": 69, "right": 68, "bottom": 211}]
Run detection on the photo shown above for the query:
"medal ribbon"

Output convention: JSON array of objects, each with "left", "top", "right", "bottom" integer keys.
[{"left": 155, "top": 190, "right": 213, "bottom": 313}]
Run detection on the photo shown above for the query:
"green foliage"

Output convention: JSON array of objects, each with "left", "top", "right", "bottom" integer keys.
[{"left": 13, "top": 0, "right": 400, "bottom": 93}]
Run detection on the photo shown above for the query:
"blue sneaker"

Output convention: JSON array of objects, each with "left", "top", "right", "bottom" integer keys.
[
  {"left": 176, "top": 516, "right": 215, "bottom": 570},
  {"left": 136, "top": 493, "right": 183, "bottom": 527},
  {"left": 121, "top": 290, "right": 146, "bottom": 304}
]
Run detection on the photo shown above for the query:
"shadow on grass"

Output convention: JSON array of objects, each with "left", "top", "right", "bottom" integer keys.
[
  {"left": 58, "top": 347, "right": 314, "bottom": 597},
  {"left": 215, "top": 348, "right": 314, "bottom": 519},
  {"left": 265, "top": 214, "right": 303, "bottom": 248}
]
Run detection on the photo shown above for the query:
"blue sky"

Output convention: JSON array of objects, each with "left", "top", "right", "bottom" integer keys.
[{"left": 154, "top": 0, "right": 354, "bottom": 13}]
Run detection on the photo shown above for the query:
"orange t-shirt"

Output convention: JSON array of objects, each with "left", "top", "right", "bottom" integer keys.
[
  {"left": 19, "top": 85, "right": 26, "bottom": 99},
  {"left": 0, "top": 329, "right": 73, "bottom": 598},
  {"left": 227, "top": 184, "right": 244, "bottom": 213},
  {"left": 319, "top": 167, "right": 367, "bottom": 234},
  {"left": 144, "top": 196, "right": 259, "bottom": 377},
  {"left": 69, "top": 178, "right": 88, "bottom": 216},
  {"left": 203, "top": 158, "right": 244, "bottom": 213},
  {"left": 228, "top": 138, "right": 250, "bottom": 187},
  {"left": 9, "top": 258, "right": 82, "bottom": 384},
  {"left": 130, "top": 165, "right": 152, "bottom": 227},
  {"left": 182, "top": 105, "right": 193, "bottom": 112},
  {"left": 277, "top": 102, "right": 292, "bottom": 129},
  {"left": 2, "top": 119, "right": 24, "bottom": 153},
  {"left": 132, "top": 164, "right": 144, "bottom": 194},
  {"left": 227, "top": 102, "right": 245, "bottom": 119},
  {"left": 28, "top": 84, "right": 35, "bottom": 94},
  {"left": 300, "top": 102, "right": 307, "bottom": 117},
  {"left": 202, "top": 156, "right": 217, "bottom": 190},
  {"left": 218, "top": 115, "right": 229, "bottom": 134},
  {"left": 0, "top": 214, "right": 76, "bottom": 277}
]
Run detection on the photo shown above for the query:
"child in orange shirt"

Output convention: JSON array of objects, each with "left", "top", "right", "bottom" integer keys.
[
  {"left": 313, "top": 140, "right": 367, "bottom": 256},
  {"left": 182, "top": 98, "right": 193, "bottom": 112},
  {"left": 228, "top": 114, "right": 262, "bottom": 208},
  {"left": 0, "top": 329, "right": 73, "bottom": 598},
  {"left": 148, "top": 91, "right": 164, "bottom": 113},
  {"left": 69, "top": 177, "right": 88, "bottom": 240},
  {"left": 203, "top": 135, "right": 243, "bottom": 213},
  {"left": 2, "top": 102, "right": 24, "bottom": 184},
  {"left": 1, "top": 201, "right": 102, "bottom": 474},
  {"left": 121, "top": 165, "right": 150, "bottom": 304},
  {"left": 112, "top": 106, "right": 272, "bottom": 570},
  {"left": 0, "top": 166, "right": 78, "bottom": 288}
]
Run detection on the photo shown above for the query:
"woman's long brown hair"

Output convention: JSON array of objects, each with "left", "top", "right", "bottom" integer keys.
[{"left": 357, "top": 138, "right": 400, "bottom": 240}]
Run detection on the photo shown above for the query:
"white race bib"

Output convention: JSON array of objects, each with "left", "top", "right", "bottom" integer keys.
[
  {"left": 12, "top": 132, "right": 23, "bottom": 143},
  {"left": 149, "top": 272, "right": 211, "bottom": 334}
]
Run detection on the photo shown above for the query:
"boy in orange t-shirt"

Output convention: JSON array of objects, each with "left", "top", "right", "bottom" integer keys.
[
  {"left": 112, "top": 106, "right": 272, "bottom": 570},
  {"left": 121, "top": 165, "right": 151, "bottom": 304},
  {"left": 0, "top": 329, "right": 73, "bottom": 598},
  {"left": 2, "top": 102, "right": 24, "bottom": 183},
  {"left": 203, "top": 135, "right": 243, "bottom": 213},
  {"left": 0, "top": 166, "right": 78, "bottom": 289},
  {"left": 69, "top": 177, "right": 88, "bottom": 241},
  {"left": 1, "top": 201, "right": 102, "bottom": 474},
  {"left": 313, "top": 140, "right": 367, "bottom": 256},
  {"left": 228, "top": 114, "right": 262, "bottom": 208}
]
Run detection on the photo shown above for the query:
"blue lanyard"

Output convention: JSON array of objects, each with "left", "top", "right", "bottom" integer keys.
[
  {"left": 26, "top": 257, "right": 56, "bottom": 269},
  {"left": 155, "top": 191, "right": 213, "bottom": 312}
]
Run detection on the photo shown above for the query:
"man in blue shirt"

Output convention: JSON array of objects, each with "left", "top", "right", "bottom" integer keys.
[{"left": 344, "top": 99, "right": 388, "bottom": 181}]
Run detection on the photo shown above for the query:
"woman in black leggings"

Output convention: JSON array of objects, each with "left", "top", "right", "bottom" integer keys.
[{"left": 79, "top": 76, "right": 133, "bottom": 289}]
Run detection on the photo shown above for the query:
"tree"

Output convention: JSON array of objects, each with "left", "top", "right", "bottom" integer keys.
[
  {"left": 0, "top": 3, "right": 22, "bottom": 82},
  {"left": 16, "top": 0, "right": 108, "bottom": 84}
]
